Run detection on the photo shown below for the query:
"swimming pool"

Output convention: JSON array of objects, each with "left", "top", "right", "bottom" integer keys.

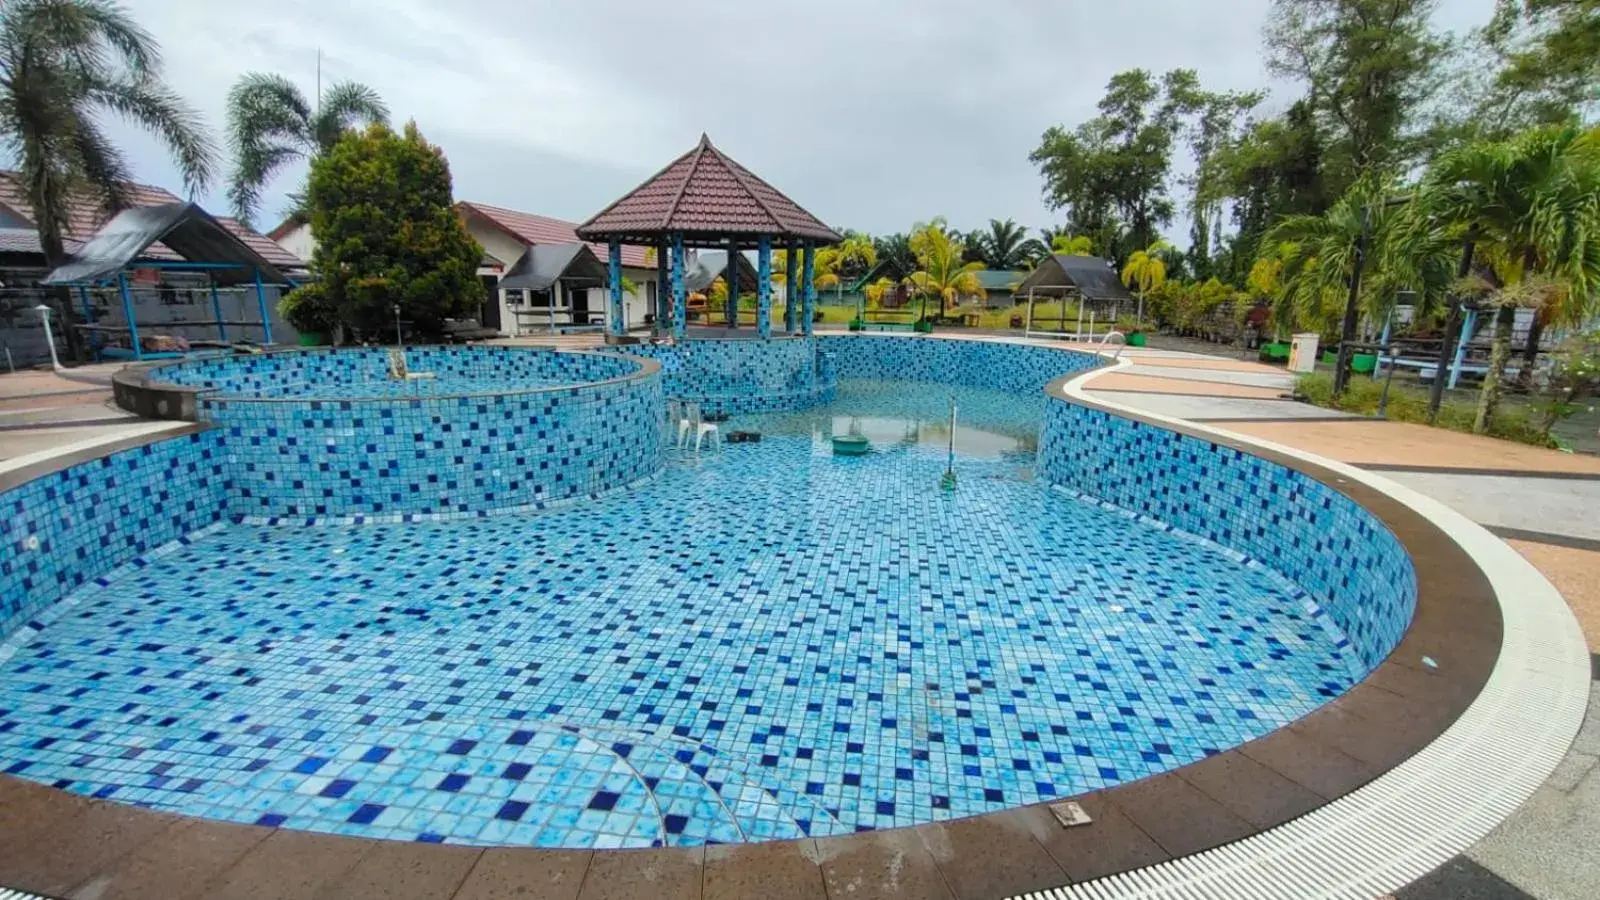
[{"left": 0, "top": 364, "right": 1381, "bottom": 849}]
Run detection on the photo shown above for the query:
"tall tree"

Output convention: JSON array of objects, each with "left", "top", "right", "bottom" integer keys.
[
  {"left": 1419, "top": 124, "right": 1600, "bottom": 431},
  {"left": 872, "top": 232, "right": 916, "bottom": 279},
  {"left": 1483, "top": 1, "right": 1600, "bottom": 124},
  {"left": 226, "top": 72, "right": 388, "bottom": 227},
  {"left": 1264, "top": 0, "right": 1448, "bottom": 192},
  {"left": 286, "top": 122, "right": 484, "bottom": 339},
  {"left": 1030, "top": 69, "right": 1198, "bottom": 262},
  {"left": 1168, "top": 71, "right": 1265, "bottom": 278},
  {"left": 0, "top": 0, "right": 216, "bottom": 360},
  {"left": 1121, "top": 241, "right": 1172, "bottom": 324},
  {"left": 975, "top": 218, "right": 1045, "bottom": 269}
]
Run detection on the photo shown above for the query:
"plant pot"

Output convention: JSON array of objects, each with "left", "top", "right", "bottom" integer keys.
[
  {"left": 1127, "top": 331, "right": 1147, "bottom": 347},
  {"left": 1351, "top": 353, "right": 1377, "bottom": 374},
  {"left": 1321, "top": 349, "right": 1338, "bottom": 365},
  {"left": 1009, "top": 314, "right": 1023, "bottom": 328},
  {"left": 848, "top": 318, "right": 864, "bottom": 332},
  {"left": 1259, "top": 342, "right": 1290, "bottom": 362},
  {"left": 913, "top": 320, "right": 934, "bottom": 334},
  {"left": 297, "top": 331, "right": 329, "bottom": 347}
]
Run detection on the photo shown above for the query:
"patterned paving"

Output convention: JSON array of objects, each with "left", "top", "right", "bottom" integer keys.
[{"left": 0, "top": 380, "right": 1362, "bottom": 848}]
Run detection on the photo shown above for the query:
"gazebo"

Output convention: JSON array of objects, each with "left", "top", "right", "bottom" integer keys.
[{"left": 576, "top": 134, "right": 841, "bottom": 341}]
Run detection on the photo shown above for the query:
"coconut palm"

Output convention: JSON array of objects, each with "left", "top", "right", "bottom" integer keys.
[
  {"left": 863, "top": 276, "right": 897, "bottom": 309},
  {"left": 0, "top": 0, "right": 216, "bottom": 359},
  {"left": 1050, "top": 234, "right": 1095, "bottom": 256},
  {"left": 907, "top": 219, "right": 985, "bottom": 317},
  {"left": 975, "top": 218, "right": 1045, "bottom": 269},
  {"left": 1419, "top": 124, "right": 1600, "bottom": 432},
  {"left": 1120, "top": 241, "right": 1171, "bottom": 325},
  {"left": 225, "top": 72, "right": 388, "bottom": 226}
]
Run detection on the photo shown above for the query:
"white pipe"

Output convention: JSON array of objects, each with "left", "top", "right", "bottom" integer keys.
[{"left": 33, "top": 304, "right": 62, "bottom": 371}]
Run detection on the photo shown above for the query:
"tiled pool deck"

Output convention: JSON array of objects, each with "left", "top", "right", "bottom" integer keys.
[{"left": 0, "top": 335, "right": 1569, "bottom": 899}]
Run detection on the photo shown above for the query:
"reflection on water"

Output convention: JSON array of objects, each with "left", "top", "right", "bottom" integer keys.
[{"left": 729, "top": 379, "right": 1044, "bottom": 459}]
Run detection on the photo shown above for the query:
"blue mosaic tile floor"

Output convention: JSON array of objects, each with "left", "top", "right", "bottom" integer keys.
[{"left": 0, "top": 380, "right": 1363, "bottom": 848}]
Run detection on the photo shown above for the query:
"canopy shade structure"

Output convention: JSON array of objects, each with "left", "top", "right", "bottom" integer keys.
[
  {"left": 1013, "top": 255, "right": 1132, "bottom": 302},
  {"left": 576, "top": 134, "right": 841, "bottom": 248},
  {"left": 497, "top": 242, "right": 608, "bottom": 292},
  {"left": 43, "top": 202, "right": 292, "bottom": 286},
  {"left": 684, "top": 250, "right": 760, "bottom": 294}
]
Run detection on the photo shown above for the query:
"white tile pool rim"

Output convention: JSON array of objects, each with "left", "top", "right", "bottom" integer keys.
[{"left": 1006, "top": 352, "right": 1590, "bottom": 900}]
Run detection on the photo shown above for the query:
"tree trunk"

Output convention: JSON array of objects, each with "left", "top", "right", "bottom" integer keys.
[
  {"left": 1513, "top": 310, "right": 1547, "bottom": 392},
  {"left": 1473, "top": 303, "right": 1517, "bottom": 434}
]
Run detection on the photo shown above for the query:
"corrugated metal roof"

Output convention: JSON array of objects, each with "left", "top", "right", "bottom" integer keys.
[
  {"left": 0, "top": 227, "right": 45, "bottom": 255},
  {"left": 1014, "top": 255, "right": 1133, "bottom": 302},
  {"left": 42, "top": 203, "right": 291, "bottom": 286},
  {"left": 577, "top": 134, "right": 841, "bottom": 244},
  {"left": 0, "top": 171, "right": 305, "bottom": 270},
  {"left": 459, "top": 201, "right": 651, "bottom": 268},
  {"left": 497, "top": 242, "right": 607, "bottom": 292}
]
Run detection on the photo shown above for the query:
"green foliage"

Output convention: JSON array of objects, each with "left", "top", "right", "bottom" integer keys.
[
  {"left": 1483, "top": 1, "right": 1600, "bottom": 126},
  {"left": 225, "top": 72, "right": 388, "bottom": 226},
  {"left": 302, "top": 122, "right": 485, "bottom": 339},
  {"left": 1030, "top": 69, "right": 1202, "bottom": 262},
  {"left": 972, "top": 218, "right": 1045, "bottom": 269},
  {"left": 1536, "top": 329, "right": 1600, "bottom": 433},
  {"left": 907, "top": 218, "right": 985, "bottom": 316},
  {"left": 278, "top": 281, "right": 335, "bottom": 333},
  {"left": 1295, "top": 371, "right": 1554, "bottom": 445},
  {"left": 1264, "top": 0, "right": 1448, "bottom": 192},
  {"left": 0, "top": 0, "right": 216, "bottom": 360}
]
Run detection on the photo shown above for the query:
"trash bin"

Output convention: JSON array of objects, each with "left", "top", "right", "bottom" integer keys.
[{"left": 1288, "top": 333, "right": 1319, "bottom": 374}]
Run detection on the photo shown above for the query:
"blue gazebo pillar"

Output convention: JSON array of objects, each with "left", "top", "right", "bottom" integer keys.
[
  {"left": 655, "top": 242, "right": 670, "bottom": 336},
  {"left": 253, "top": 267, "right": 273, "bottom": 345},
  {"left": 607, "top": 239, "right": 624, "bottom": 337},
  {"left": 117, "top": 272, "right": 141, "bottom": 361},
  {"left": 757, "top": 237, "right": 772, "bottom": 339},
  {"left": 784, "top": 241, "right": 799, "bottom": 334},
  {"left": 801, "top": 240, "right": 817, "bottom": 337},
  {"left": 724, "top": 239, "right": 739, "bottom": 328},
  {"left": 670, "top": 233, "right": 687, "bottom": 339},
  {"left": 210, "top": 283, "right": 227, "bottom": 341}
]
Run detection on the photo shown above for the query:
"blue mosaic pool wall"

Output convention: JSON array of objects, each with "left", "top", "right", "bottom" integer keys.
[
  {"left": 149, "top": 346, "right": 639, "bottom": 398},
  {"left": 0, "top": 431, "right": 227, "bottom": 640},
  {"left": 1037, "top": 396, "right": 1416, "bottom": 671},
  {"left": 824, "top": 335, "right": 1415, "bottom": 672},
  {"left": 820, "top": 335, "right": 1100, "bottom": 392},
  {"left": 624, "top": 337, "right": 837, "bottom": 415}
]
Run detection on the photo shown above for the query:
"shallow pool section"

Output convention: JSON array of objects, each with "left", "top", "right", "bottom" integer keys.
[{"left": 0, "top": 380, "right": 1362, "bottom": 848}]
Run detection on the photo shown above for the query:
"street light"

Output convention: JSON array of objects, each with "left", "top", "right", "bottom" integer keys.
[{"left": 33, "top": 304, "right": 62, "bottom": 371}]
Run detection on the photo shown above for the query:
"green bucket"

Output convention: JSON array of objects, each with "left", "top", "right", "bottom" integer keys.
[
  {"left": 1127, "top": 332, "right": 1147, "bottom": 347},
  {"left": 297, "top": 331, "right": 329, "bottom": 347}
]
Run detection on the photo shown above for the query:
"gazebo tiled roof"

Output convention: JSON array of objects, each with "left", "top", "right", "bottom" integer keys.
[{"left": 577, "top": 135, "right": 841, "bottom": 246}]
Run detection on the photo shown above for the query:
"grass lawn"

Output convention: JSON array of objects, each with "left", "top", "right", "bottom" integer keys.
[{"left": 1295, "top": 370, "right": 1557, "bottom": 447}]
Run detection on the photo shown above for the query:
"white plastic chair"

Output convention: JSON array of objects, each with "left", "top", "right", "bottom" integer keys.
[{"left": 677, "top": 403, "right": 720, "bottom": 452}]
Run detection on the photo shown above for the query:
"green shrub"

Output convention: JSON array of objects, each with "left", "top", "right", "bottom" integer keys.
[{"left": 1294, "top": 372, "right": 1557, "bottom": 448}]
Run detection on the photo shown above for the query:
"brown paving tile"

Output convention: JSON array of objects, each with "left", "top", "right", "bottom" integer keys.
[
  {"left": 576, "top": 845, "right": 705, "bottom": 900},
  {"left": 1176, "top": 751, "right": 1326, "bottom": 828},
  {"left": 1507, "top": 540, "right": 1600, "bottom": 649},
  {"left": 0, "top": 799, "right": 181, "bottom": 897},
  {"left": 0, "top": 776, "right": 96, "bottom": 878},
  {"left": 814, "top": 829, "right": 954, "bottom": 899},
  {"left": 1286, "top": 695, "right": 1420, "bottom": 773},
  {"left": 1237, "top": 727, "right": 1379, "bottom": 800},
  {"left": 450, "top": 849, "right": 592, "bottom": 900},
  {"left": 1126, "top": 357, "right": 1286, "bottom": 374},
  {"left": 64, "top": 818, "right": 272, "bottom": 900},
  {"left": 1215, "top": 420, "right": 1600, "bottom": 473},
  {"left": 1102, "top": 773, "right": 1255, "bottom": 859},
  {"left": 702, "top": 840, "right": 825, "bottom": 900},
  {"left": 1017, "top": 795, "right": 1168, "bottom": 883},
  {"left": 317, "top": 838, "right": 482, "bottom": 900},
  {"left": 916, "top": 810, "right": 1069, "bottom": 900},
  {"left": 1087, "top": 372, "right": 1288, "bottom": 398},
  {"left": 203, "top": 829, "right": 373, "bottom": 900}
]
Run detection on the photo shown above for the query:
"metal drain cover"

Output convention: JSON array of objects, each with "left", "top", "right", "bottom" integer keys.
[{"left": 1049, "top": 800, "right": 1092, "bottom": 828}]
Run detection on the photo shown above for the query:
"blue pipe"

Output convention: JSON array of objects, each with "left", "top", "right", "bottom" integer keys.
[
  {"left": 253, "top": 267, "right": 272, "bottom": 345},
  {"left": 210, "top": 283, "right": 227, "bottom": 342},
  {"left": 118, "top": 272, "right": 140, "bottom": 362}
]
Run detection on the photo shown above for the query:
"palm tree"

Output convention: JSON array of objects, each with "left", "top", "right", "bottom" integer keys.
[
  {"left": 907, "top": 219, "right": 985, "bottom": 317},
  {"left": 225, "top": 72, "right": 388, "bottom": 226},
  {"left": 1419, "top": 124, "right": 1600, "bottom": 432},
  {"left": 976, "top": 218, "right": 1045, "bottom": 269},
  {"left": 822, "top": 233, "right": 876, "bottom": 304},
  {"left": 0, "top": 0, "right": 216, "bottom": 360},
  {"left": 1050, "top": 234, "right": 1095, "bottom": 256},
  {"left": 863, "top": 276, "right": 897, "bottom": 309},
  {"left": 1121, "top": 241, "right": 1171, "bottom": 326}
]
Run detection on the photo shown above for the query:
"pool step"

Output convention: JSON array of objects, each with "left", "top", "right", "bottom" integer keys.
[{"left": 605, "top": 738, "right": 745, "bottom": 845}]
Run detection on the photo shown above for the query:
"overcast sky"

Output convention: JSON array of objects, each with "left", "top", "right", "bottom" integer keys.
[{"left": 97, "top": 0, "right": 1494, "bottom": 244}]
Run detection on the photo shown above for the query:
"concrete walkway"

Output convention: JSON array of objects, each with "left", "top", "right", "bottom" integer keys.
[{"left": 1075, "top": 342, "right": 1600, "bottom": 900}]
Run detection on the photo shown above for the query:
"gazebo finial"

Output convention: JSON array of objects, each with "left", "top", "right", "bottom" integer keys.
[{"left": 697, "top": 132, "right": 712, "bottom": 148}]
